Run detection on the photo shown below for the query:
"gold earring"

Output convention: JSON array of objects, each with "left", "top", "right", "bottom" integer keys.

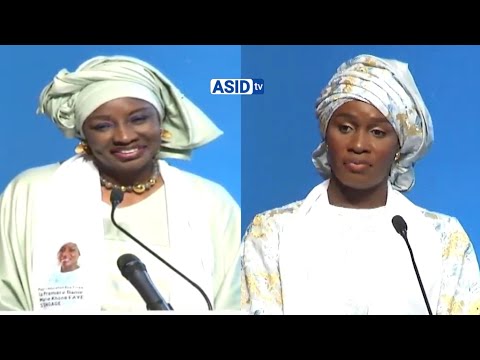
[
  {"left": 394, "top": 152, "right": 400, "bottom": 161},
  {"left": 75, "top": 141, "right": 90, "bottom": 155},
  {"left": 160, "top": 129, "right": 172, "bottom": 142}
]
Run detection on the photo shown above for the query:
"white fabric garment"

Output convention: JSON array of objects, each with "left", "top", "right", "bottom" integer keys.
[
  {"left": 278, "top": 179, "right": 443, "bottom": 315},
  {"left": 31, "top": 155, "right": 215, "bottom": 312}
]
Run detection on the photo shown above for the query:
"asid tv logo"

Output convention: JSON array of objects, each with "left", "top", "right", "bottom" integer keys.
[{"left": 210, "top": 79, "right": 264, "bottom": 95}]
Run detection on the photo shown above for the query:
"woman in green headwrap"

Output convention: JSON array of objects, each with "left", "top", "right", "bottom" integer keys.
[{"left": 0, "top": 55, "right": 241, "bottom": 313}]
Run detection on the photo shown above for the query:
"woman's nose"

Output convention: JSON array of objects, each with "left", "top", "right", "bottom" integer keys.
[
  {"left": 113, "top": 123, "right": 137, "bottom": 143},
  {"left": 349, "top": 130, "right": 370, "bottom": 153}
]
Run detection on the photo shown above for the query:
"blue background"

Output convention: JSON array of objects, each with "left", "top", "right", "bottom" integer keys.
[
  {"left": 242, "top": 45, "right": 479, "bottom": 253},
  {"left": 0, "top": 45, "right": 241, "bottom": 205}
]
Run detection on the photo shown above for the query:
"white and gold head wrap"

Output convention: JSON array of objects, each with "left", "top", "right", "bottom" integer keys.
[
  {"left": 37, "top": 55, "right": 223, "bottom": 160},
  {"left": 313, "top": 54, "right": 434, "bottom": 192}
]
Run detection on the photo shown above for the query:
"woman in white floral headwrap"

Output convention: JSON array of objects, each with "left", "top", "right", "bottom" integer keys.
[
  {"left": 0, "top": 55, "right": 241, "bottom": 313},
  {"left": 241, "top": 54, "right": 480, "bottom": 315}
]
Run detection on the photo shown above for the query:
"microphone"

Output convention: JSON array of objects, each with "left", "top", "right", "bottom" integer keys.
[
  {"left": 110, "top": 188, "right": 213, "bottom": 310},
  {"left": 117, "top": 253, "right": 173, "bottom": 310},
  {"left": 392, "top": 215, "right": 433, "bottom": 315}
]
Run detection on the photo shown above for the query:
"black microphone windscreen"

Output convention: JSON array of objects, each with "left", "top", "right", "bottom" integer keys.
[
  {"left": 110, "top": 188, "right": 124, "bottom": 206},
  {"left": 117, "top": 253, "right": 146, "bottom": 278},
  {"left": 392, "top": 215, "right": 408, "bottom": 235},
  {"left": 116, "top": 253, "right": 172, "bottom": 310},
  {"left": 117, "top": 253, "right": 138, "bottom": 269}
]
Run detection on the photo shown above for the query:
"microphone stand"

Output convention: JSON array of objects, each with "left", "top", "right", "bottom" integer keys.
[{"left": 392, "top": 215, "right": 433, "bottom": 315}]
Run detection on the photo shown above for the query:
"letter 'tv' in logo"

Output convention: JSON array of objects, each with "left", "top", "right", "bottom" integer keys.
[{"left": 251, "top": 79, "right": 264, "bottom": 94}]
